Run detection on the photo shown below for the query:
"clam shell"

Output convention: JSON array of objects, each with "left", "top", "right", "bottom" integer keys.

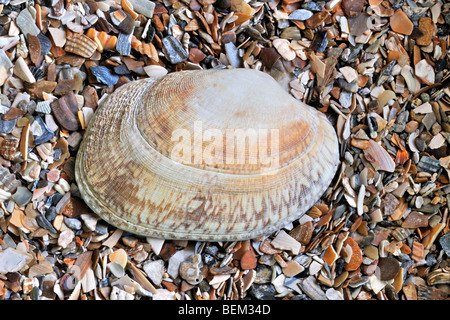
[{"left": 75, "top": 69, "right": 339, "bottom": 241}]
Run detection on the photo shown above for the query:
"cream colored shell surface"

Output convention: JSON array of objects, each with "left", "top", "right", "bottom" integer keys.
[{"left": 75, "top": 69, "right": 339, "bottom": 241}]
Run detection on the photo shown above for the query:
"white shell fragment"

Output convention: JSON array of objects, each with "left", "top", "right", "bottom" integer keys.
[{"left": 75, "top": 69, "right": 339, "bottom": 241}]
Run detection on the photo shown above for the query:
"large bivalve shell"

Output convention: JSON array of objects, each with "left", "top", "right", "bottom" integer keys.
[
  {"left": 75, "top": 69, "right": 339, "bottom": 241},
  {"left": 64, "top": 33, "right": 98, "bottom": 58}
]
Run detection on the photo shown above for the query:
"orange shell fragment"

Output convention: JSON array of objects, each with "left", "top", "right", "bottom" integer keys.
[{"left": 323, "top": 245, "right": 338, "bottom": 266}]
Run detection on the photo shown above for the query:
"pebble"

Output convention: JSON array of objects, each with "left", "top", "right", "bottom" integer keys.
[
  {"left": 305, "top": 10, "right": 329, "bottom": 29},
  {"left": 348, "top": 13, "right": 370, "bottom": 37},
  {"left": 384, "top": 193, "right": 400, "bottom": 216},
  {"left": 13, "top": 56, "right": 36, "bottom": 83},
  {"left": 402, "top": 211, "right": 428, "bottom": 228},
  {"left": 114, "top": 64, "right": 130, "bottom": 76},
  {"left": 0, "top": 118, "right": 17, "bottom": 134},
  {"left": 376, "top": 60, "right": 396, "bottom": 87},
  {"left": 3, "top": 107, "right": 25, "bottom": 120},
  {"left": 415, "top": 59, "right": 435, "bottom": 85},
  {"left": 15, "top": 9, "right": 40, "bottom": 39},
  {"left": 405, "top": 120, "right": 419, "bottom": 133},
  {"left": 302, "top": 1, "right": 322, "bottom": 12},
  {"left": 425, "top": 253, "right": 438, "bottom": 267},
  {"left": 299, "top": 276, "right": 327, "bottom": 300},
  {"left": 415, "top": 138, "right": 426, "bottom": 152},
  {"left": 188, "top": 47, "right": 207, "bottom": 64},
  {"left": 37, "top": 34, "right": 52, "bottom": 56},
  {"left": 167, "top": 249, "right": 193, "bottom": 279},
  {"left": 240, "top": 249, "right": 258, "bottom": 270}
]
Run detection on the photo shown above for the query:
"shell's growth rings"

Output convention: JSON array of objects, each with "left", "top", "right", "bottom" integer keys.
[{"left": 75, "top": 69, "right": 339, "bottom": 241}]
